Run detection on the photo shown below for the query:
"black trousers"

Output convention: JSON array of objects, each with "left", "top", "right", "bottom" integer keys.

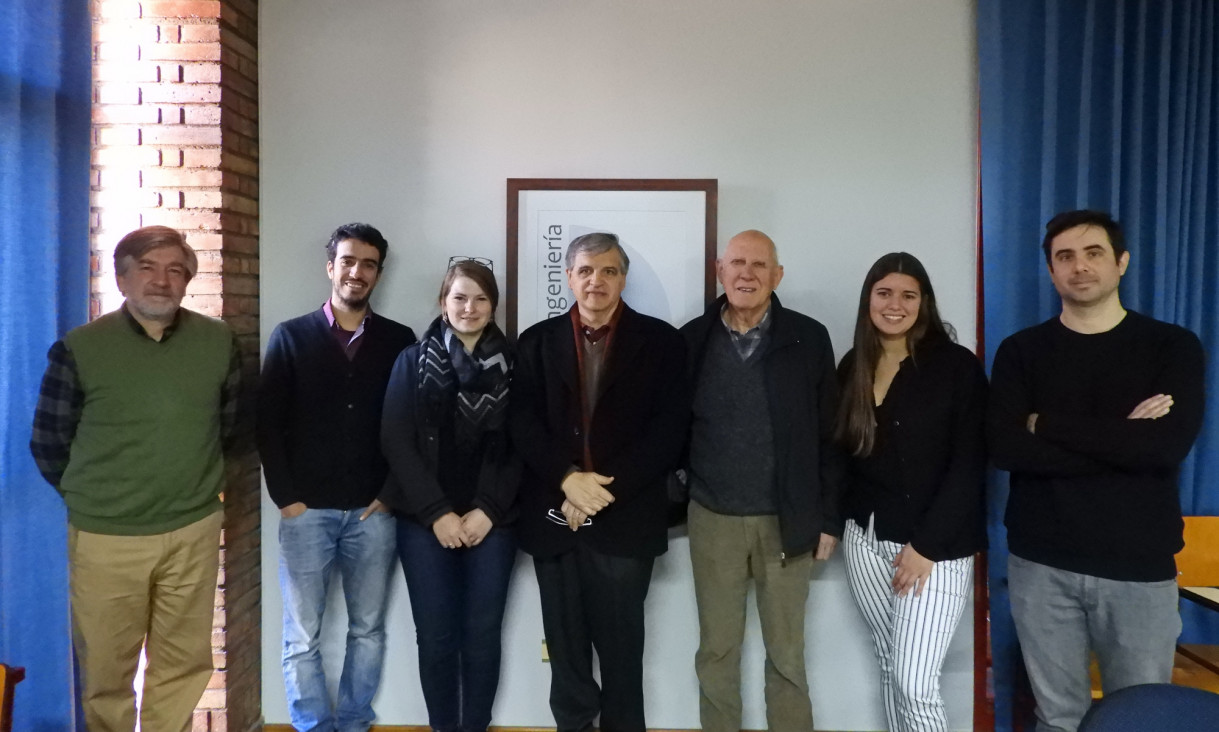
[{"left": 534, "top": 544, "right": 655, "bottom": 732}]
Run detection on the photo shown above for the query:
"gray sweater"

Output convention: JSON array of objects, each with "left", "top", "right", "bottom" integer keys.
[{"left": 688, "top": 323, "right": 777, "bottom": 514}]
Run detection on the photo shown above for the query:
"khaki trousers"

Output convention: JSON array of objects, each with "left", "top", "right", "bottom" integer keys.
[
  {"left": 688, "top": 500, "right": 814, "bottom": 732},
  {"left": 69, "top": 510, "right": 222, "bottom": 732}
]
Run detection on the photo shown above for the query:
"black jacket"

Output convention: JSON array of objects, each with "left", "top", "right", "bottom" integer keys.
[
  {"left": 257, "top": 308, "right": 416, "bottom": 509},
  {"left": 510, "top": 304, "right": 688, "bottom": 559},
  {"left": 378, "top": 332, "right": 520, "bottom": 527},
  {"left": 681, "top": 294, "right": 845, "bottom": 557},
  {"left": 838, "top": 339, "right": 988, "bottom": 561}
]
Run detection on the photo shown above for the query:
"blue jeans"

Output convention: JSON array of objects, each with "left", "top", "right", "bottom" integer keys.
[
  {"left": 279, "top": 508, "right": 397, "bottom": 732},
  {"left": 397, "top": 518, "right": 518, "bottom": 732}
]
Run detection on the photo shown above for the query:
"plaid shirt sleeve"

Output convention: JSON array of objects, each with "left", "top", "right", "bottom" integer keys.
[
  {"left": 219, "top": 334, "right": 245, "bottom": 454},
  {"left": 30, "top": 340, "right": 84, "bottom": 488}
]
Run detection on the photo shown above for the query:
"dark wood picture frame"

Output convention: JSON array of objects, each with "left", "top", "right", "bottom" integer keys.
[{"left": 506, "top": 178, "right": 718, "bottom": 338}]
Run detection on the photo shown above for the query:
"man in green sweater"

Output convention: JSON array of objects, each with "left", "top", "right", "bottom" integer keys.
[
  {"left": 989, "top": 210, "right": 1205, "bottom": 732},
  {"left": 31, "top": 225, "right": 243, "bottom": 732}
]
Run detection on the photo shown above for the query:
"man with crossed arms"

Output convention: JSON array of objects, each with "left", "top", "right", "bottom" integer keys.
[{"left": 989, "top": 210, "right": 1204, "bottom": 731}]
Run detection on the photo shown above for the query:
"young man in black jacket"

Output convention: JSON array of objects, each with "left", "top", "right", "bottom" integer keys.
[
  {"left": 989, "top": 210, "right": 1204, "bottom": 732},
  {"left": 680, "top": 229, "right": 845, "bottom": 732},
  {"left": 257, "top": 223, "right": 415, "bottom": 732}
]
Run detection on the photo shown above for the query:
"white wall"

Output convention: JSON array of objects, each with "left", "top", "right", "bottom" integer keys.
[{"left": 259, "top": 1, "right": 979, "bottom": 728}]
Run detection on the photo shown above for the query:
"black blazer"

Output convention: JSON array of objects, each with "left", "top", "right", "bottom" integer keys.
[
  {"left": 838, "top": 339, "right": 988, "bottom": 561},
  {"left": 510, "top": 305, "right": 688, "bottom": 559}
]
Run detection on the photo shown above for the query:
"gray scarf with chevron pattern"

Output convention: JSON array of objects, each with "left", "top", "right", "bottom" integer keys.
[{"left": 417, "top": 316, "right": 510, "bottom": 444}]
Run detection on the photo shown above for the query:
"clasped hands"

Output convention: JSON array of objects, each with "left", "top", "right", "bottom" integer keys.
[
  {"left": 558, "top": 470, "right": 615, "bottom": 531},
  {"left": 430, "top": 508, "right": 494, "bottom": 549}
]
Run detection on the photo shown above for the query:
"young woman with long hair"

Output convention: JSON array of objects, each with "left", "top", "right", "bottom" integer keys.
[
  {"left": 379, "top": 260, "right": 518, "bottom": 732},
  {"left": 835, "top": 252, "right": 987, "bottom": 731}
]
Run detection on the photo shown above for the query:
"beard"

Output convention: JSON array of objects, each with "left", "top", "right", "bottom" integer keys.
[
  {"left": 335, "top": 291, "right": 370, "bottom": 309},
  {"left": 333, "top": 279, "right": 372, "bottom": 310},
  {"left": 128, "top": 293, "right": 181, "bottom": 321}
]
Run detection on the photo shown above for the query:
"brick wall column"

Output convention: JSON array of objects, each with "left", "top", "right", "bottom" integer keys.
[{"left": 89, "top": 2, "right": 260, "bottom": 731}]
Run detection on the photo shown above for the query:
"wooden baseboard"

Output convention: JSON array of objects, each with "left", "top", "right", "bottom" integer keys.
[
  {"left": 263, "top": 727, "right": 707, "bottom": 732},
  {"left": 259, "top": 726, "right": 860, "bottom": 732},
  {"left": 263, "top": 727, "right": 556, "bottom": 732}
]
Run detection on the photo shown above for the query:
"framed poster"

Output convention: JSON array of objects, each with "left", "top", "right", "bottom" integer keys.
[{"left": 506, "top": 178, "right": 718, "bottom": 338}]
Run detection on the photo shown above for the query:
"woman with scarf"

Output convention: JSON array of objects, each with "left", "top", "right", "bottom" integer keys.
[
  {"left": 379, "top": 259, "right": 518, "bottom": 732},
  {"left": 835, "top": 252, "right": 987, "bottom": 732}
]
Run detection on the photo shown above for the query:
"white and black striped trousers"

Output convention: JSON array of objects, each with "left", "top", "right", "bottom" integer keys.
[{"left": 843, "top": 516, "right": 973, "bottom": 732}]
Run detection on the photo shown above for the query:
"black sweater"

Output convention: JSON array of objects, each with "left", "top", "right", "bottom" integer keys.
[
  {"left": 988, "top": 311, "right": 1205, "bottom": 581},
  {"left": 257, "top": 308, "right": 415, "bottom": 509},
  {"left": 838, "top": 340, "right": 988, "bottom": 561}
]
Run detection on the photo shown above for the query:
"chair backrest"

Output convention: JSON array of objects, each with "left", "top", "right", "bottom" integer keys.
[
  {"left": 1176, "top": 516, "right": 1219, "bottom": 586},
  {"left": 0, "top": 664, "right": 26, "bottom": 732},
  {"left": 1078, "top": 682, "right": 1219, "bottom": 731}
]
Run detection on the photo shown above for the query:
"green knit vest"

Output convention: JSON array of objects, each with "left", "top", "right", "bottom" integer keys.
[{"left": 60, "top": 308, "right": 233, "bottom": 535}]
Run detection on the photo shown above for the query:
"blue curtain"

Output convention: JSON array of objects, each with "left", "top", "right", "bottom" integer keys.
[
  {"left": 980, "top": 0, "right": 1219, "bottom": 728},
  {"left": 0, "top": 0, "right": 91, "bottom": 729}
]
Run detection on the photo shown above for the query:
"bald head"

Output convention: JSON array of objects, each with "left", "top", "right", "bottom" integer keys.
[
  {"left": 718, "top": 229, "right": 784, "bottom": 327},
  {"left": 726, "top": 229, "right": 779, "bottom": 266}
]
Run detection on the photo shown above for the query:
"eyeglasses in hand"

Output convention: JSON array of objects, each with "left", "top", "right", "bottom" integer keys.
[{"left": 546, "top": 508, "right": 592, "bottom": 527}]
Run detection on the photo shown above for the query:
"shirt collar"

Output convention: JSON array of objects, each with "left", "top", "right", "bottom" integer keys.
[
  {"left": 120, "top": 302, "right": 182, "bottom": 341},
  {"left": 719, "top": 302, "right": 772, "bottom": 336},
  {"left": 322, "top": 299, "right": 373, "bottom": 330},
  {"left": 569, "top": 299, "right": 625, "bottom": 336}
]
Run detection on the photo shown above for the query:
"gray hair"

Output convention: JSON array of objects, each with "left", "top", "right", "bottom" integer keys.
[
  {"left": 113, "top": 225, "right": 198, "bottom": 281},
  {"left": 564, "top": 232, "right": 630, "bottom": 274}
]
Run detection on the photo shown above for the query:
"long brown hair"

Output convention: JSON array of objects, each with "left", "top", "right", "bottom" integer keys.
[{"left": 835, "top": 252, "right": 954, "bottom": 456}]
